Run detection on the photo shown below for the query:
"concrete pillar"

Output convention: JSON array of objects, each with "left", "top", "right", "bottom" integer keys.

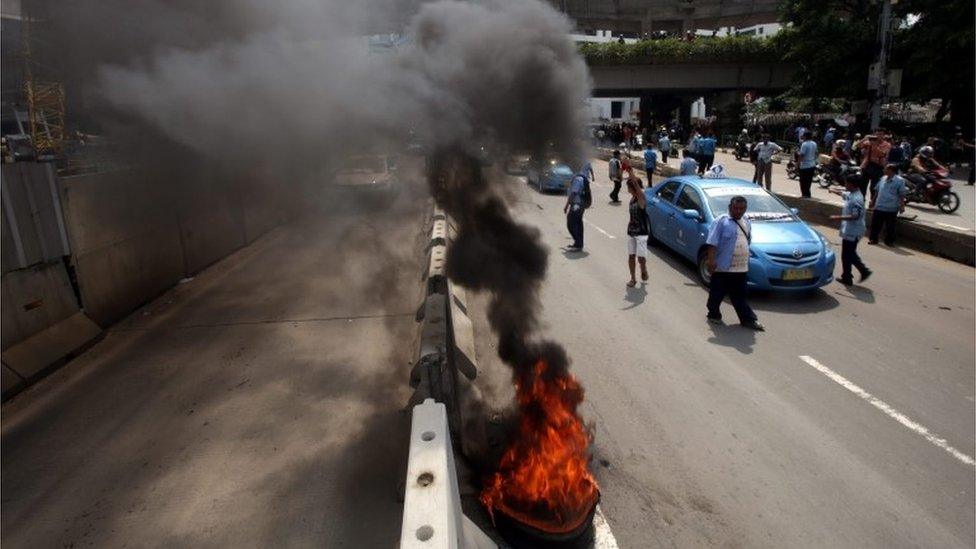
[{"left": 640, "top": 8, "right": 653, "bottom": 39}]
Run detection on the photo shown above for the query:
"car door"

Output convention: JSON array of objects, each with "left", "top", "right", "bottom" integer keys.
[
  {"left": 646, "top": 180, "right": 681, "bottom": 247},
  {"left": 672, "top": 184, "right": 708, "bottom": 261}
]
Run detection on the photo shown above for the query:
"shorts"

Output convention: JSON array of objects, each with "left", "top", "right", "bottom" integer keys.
[{"left": 627, "top": 235, "right": 648, "bottom": 257}]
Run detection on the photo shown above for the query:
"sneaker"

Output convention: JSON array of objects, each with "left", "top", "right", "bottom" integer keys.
[
  {"left": 859, "top": 269, "right": 872, "bottom": 283},
  {"left": 837, "top": 276, "right": 853, "bottom": 286},
  {"left": 741, "top": 321, "right": 765, "bottom": 331},
  {"left": 706, "top": 315, "right": 723, "bottom": 325}
]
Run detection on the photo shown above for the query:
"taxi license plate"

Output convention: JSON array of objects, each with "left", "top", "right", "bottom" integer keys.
[{"left": 782, "top": 268, "right": 814, "bottom": 281}]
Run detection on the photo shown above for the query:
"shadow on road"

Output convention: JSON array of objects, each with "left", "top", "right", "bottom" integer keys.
[
  {"left": 749, "top": 289, "right": 840, "bottom": 314},
  {"left": 561, "top": 248, "right": 590, "bottom": 259},
  {"left": 832, "top": 285, "right": 876, "bottom": 304},
  {"left": 706, "top": 323, "right": 756, "bottom": 354},
  {"left": 622, "top": 283, "right": 648, "bottom": 310}
]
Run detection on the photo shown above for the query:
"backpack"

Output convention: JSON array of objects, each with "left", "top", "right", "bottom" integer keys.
[{"left": 578, "top": 175, "right": 593, "bottom": 209}]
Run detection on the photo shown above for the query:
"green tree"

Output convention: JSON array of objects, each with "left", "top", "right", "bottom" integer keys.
[
  {"left": 893, "top": 0, "right": 975, "bottom": 132},
  {"left": 777, "top": 0, "right": 975, "bottom": 132}
]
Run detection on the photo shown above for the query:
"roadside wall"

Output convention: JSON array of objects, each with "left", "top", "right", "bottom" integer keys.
[{"left": 59, "top": 169, "right": 285, "bottom": 327}]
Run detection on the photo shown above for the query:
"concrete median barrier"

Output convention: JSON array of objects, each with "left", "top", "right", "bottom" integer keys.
[{"left": 399, "top": 398, "right": 496, "bottom": 549}]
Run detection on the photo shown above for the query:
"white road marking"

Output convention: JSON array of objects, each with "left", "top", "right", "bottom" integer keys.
[
  {"left": 935, "top": 222, "right": 973, "bottom": 232},
  {"left": 593, "top": 504, "right": 620, "bottom": 548},
  {"left": 584, "top": 219, "right": 616, "bottom": 239},
  {"left": 798, "top": 355, "right": 975, "bottom": 467}
]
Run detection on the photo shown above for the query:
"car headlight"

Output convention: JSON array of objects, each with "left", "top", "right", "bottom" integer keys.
[{"left": 816, "top": 232, "right": 830, "bottom": 247}]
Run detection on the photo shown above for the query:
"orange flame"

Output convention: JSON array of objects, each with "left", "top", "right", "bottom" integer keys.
[{"left": 480, "top": 359, "right": 599, "bottom": 534}]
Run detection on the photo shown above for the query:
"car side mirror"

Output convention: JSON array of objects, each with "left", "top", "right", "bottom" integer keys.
[
  {"left": 683, "top": 209, "right": 701, "bottom": 220},
  {"left": 790, "top": 207, "right": 799, "bottom": 215}
]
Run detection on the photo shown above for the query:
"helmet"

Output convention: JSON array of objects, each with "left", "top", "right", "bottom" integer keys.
[
  {"left": 919, "top": 145, "right": 934, "bottom": 158},
  {"left": 741, "top": 129, "right": 748, "bottom": 134},
  {"left": 834, "top": 139, "right": 847, "bottom": 149}
]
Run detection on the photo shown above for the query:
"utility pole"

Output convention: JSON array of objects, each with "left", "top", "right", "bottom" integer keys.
[{"left": 868, "top": 0, "right": 894, "bottom": 130}]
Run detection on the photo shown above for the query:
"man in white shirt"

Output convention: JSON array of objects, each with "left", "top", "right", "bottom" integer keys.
[
  {"left": 752, "top": 134, "right": 782, "bottom": 190},
  {"left": 705, "top": 196, "right": 763, "bottom": 330}
]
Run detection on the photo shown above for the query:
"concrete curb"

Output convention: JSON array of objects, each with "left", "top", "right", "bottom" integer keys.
[{"left": 594, "top": 147, "right": 975, "bottom": 266}]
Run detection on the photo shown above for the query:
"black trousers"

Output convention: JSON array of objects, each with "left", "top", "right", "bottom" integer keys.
[
  {"left": 869, "top": 209, "right": 898, "bottom": 245},
  {"left": 840, "top": 238, "right": 868, "bottom": 279},
  {"left": 863, "top": 162, "right": 883, "bottom": 202},
  {"left": 609, "top": 178, "right": 622, "bottom": 202},
  {"left": 707, "top": 272, "right": 757, "bottom": 323},
  {"left": 798, "top": 167, "right": 815, "bottom": 197},
  {"left": 698, "top": 154, "right": 715, "bottom": 174},
  {"left": 567, "top": 206, "right": 584, "bottom": 248}
]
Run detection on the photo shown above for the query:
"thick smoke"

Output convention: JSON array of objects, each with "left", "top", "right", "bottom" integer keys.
[{"left": 32, "top": 0, "right": 591, "bottom": 374}]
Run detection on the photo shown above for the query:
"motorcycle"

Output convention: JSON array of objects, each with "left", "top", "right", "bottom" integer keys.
[
  {"left": 819, "top": 160, "right": 863, "bottom": 190},
  {"left": 904, "top": 168, "right": 960, "bottom": 213},
  {"left": 786, "top": 158, "right": 822, "bottom": 184},
  {"left": 733, "top": 141, "right": 752, "bottom": 161}
]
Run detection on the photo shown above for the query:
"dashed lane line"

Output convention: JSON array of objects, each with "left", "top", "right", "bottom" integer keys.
[
  {"left": 584, "top": 219, "right": 616, "bottom": 239},
  {"left": 798, "top": 355, "right": 975, "bottom": 467},
  {"left": 935, "top": 222, "right": 974, "bottom": 232}
]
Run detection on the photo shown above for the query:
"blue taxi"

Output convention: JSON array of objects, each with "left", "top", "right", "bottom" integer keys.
[{"left": 645, "top": 176, "right": 835, "bottom": 291}]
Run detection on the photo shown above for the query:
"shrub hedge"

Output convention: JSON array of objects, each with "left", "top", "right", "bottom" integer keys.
[{"left": 579, "top": 35, "right": 788, "bottom": 65}]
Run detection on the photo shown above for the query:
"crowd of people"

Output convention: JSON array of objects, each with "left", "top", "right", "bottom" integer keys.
[
  {"left": 562, "top": 119, "right": 974, "bottom": 331},
  {"left": 562, "top": 153, "right": 766, "bottom": 331}
]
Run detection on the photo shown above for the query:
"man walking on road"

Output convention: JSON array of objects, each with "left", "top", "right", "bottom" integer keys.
[
  {"left": 705, "top": 196, "right": 764, "bottom": 331},
  {"left": 829, "top": 178, "right": 871, "bottom": 285},
  {"left": 868, "top": 164, "right": 908, "bottom": 246},
  {"left": 753, "top": 134, "right": 782, "bottom": 190},
  {"left": 697, "top": 131, "right": 717, "bottom": 175},
  {"left": 659, "top": 133, "right": 671, "bottom": 164},
  {"left": 565, "top": 166, "right": 588, "bottom": 250},
  {"left": 797, "top": 131, "right": 818, "bottom": 198},
  {"left": 608, "top": 150, "right": 623, "bottom": 203},
  {"left": 643, "top": 143, "right": 658, "bottom": 186}
]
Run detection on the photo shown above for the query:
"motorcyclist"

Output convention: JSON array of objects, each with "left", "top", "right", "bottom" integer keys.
[
  {"left": 906, "top": 145, "right": 946, "bottom": 195},
  {"left": 910, "top": 145, "right": 946, "bottom": 174}
]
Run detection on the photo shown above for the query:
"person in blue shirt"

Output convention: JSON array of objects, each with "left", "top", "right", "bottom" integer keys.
[
  {"left": 679, "top": 149, "right": 699, "bottom": 176},
  {"left": 642, "top": 143, "right": 658, "bottom": 185},
  {"left": 823, "top": 127, "right": 836, "bottom": 150},
  {"left": 829, "top": 178, "right": 872, "bottom": 285},
  {"left": 564, "top": 166, "right": 588, "bottom": 251},
  {"left": 797, "top": 131, "right": 818, "bottom": 197},
  {"left": 696, "top": 131, "right": 717, "bottom": 175},
  {"left": 658, "top": 134, "right": 671, "bottom": 164},
  {"left": 705, "top": 196, "right": 763, "bottom": 331},
  {"left": 869, "top": 164, "right": 908, "bottom": 246}
]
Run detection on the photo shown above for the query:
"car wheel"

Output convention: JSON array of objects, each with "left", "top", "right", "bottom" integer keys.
[{"left": 697, "top": 249, "right": 712, "bottom": 288}]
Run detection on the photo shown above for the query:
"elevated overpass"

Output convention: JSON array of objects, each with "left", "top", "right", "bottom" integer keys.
[
  {"left": 588, "top": 59, "right": 794, "bottom": 127},
  {"left": 547, "top": 0, "right": 781, "bottom": 36}
]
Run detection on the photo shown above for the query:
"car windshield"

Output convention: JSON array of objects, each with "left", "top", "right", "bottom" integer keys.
[
  {"left": 701, "top": 186, "right": 795, "bottom": 221},
  {"left": 339, "top": 157, "right": 387, "bottom": 174}
]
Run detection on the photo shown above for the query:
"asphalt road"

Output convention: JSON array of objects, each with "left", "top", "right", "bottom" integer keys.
[
  {"left": 1, "top": 183, "right": 430, "bottom": 547},
  {"left": 469, "top": 161, "right": 975, "bottom": 548}
]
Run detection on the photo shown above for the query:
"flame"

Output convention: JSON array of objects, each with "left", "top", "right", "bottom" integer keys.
[{"left": 480, "top": 360, "right": 599, "bottom": 534}]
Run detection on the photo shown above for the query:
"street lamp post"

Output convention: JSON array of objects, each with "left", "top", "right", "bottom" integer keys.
[{"left": 869, "top": 0, "right": 894, "bottom": 130}]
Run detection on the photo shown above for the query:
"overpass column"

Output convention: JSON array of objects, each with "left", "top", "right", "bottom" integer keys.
[{"left": 640, "top": 8, "right": 653, "bottom": 39}]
